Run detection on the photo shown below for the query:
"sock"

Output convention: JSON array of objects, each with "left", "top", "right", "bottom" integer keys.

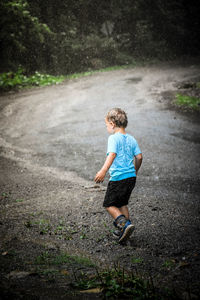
[{"left": 114, "top": 214, "right": 125, "bottom": 224}]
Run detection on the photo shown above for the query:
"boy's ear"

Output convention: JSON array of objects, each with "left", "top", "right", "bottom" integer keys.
[{"left": 110, "top": 121, "right": 115, "bottom": 128}]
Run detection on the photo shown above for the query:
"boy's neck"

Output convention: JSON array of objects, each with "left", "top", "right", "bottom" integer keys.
[{"left": 114, "top": 127, "right": 126, "bottom": 134}]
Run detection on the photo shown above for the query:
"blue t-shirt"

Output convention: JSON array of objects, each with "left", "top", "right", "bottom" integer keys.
[{"left": 107, "top": 132, "right": 141, "bottom": 181}]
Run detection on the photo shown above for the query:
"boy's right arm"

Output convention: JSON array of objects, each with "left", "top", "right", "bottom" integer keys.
[{"left": 94, "top": 152, "right": 116, "bottom": 183}]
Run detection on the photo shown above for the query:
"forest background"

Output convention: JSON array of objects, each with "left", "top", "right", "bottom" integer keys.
[{"left": 0, "top": 0, "right": 200, "bottom": 76}]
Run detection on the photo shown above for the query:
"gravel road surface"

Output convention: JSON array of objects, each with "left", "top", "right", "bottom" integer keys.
[{"left": 0, "top": 62, "right": 200, "bottom": 299}]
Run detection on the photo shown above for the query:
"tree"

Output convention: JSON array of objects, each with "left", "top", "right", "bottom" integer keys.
[{"left": 0, "top": 0, "right": 51, "bottom": 72}]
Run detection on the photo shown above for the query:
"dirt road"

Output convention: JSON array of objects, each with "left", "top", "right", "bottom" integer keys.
[{"left": 0, "top": 62, "right": 200, "bottom": 299}]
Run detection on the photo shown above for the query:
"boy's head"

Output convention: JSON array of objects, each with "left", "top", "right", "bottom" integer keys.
[{"left": 106, "top": 108, "right": 128, "bottom": 128}]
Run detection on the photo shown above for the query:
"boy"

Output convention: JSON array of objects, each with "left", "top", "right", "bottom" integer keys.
[{"left": 94, "top": 108, "right": 142, "bottom": 243}]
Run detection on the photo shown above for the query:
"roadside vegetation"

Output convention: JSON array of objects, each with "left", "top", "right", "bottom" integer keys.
[
  {"left": 0, "top": 64, "right": 137, "bottom": 92},
  {"left": 175, "top": 94, "right": 200, "bottom": 111},
  {"left": 0, "top": 68, "right": 65, "bottom": 92},
  {"left": 1, "top": 1, "right": 199, "bottom": 76},
  {"left": 2, "top": 244, "right": 180, "bottom": 299}
]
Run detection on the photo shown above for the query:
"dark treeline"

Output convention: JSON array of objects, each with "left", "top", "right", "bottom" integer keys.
[{"left": 0, "top": 0, "right": 199, "bottom": 75}]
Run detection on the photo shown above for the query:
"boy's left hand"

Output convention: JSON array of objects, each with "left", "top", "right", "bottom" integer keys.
[{"left": 94, "top": 170, "right": 106, "bottom": 183}]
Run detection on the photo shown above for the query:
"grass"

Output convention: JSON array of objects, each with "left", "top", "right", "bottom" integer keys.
[
  {"left": 15, "top": 198, "right": 24, "bottom": 203},
  {"left": 1, "top": 192, "right": 11, "bottom": 199},
  {"left": 33, "top": 251, "right": 169, "bottom": 299},
  {"left": 162, "top": 259, "right": 176, "bottom": 270},
  {"left": 0, "top": 63, "right": 138, "bottom": 92},
  {"left": 3, "top": 244, "right": 182, "bottom": 299},
  {"left": 24, "top": 215, "right": 80, "bottom": 240},
  {"left": 34, "top": 251, "right": 95, "bottom": 268},
  {"left": 72, "top": 264, "right": 180, "bottom": 299},
  {"left": 175, "top": 93, "right": 200, "bottom": 111},
  {"left": 0, "top": 68, "right": 65, "bottom": 91},
  {"left": 131, "top": 257, "right": 144, "bottom": 264},
  {"left": 65, "top": 64, "right": 135, "bottom": 80},
  {"left": 0, "top": 58, "right": 161, "bottom": 92}
]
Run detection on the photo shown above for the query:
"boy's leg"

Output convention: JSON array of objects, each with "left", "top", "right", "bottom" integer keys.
[
  {"left": 119, "top": 205, "right": 129, "bottom": 220},
  {"left": 106, "top": 206, "right": 122, "bottom": 219},
  {"left": 106, "top": 205, "right": 129, "bottom": 220},
  {"left": 106, "top": 206, "right": 134, "bottom": 243}
]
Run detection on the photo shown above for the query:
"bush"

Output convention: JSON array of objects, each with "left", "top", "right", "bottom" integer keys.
[{"left": 0, "top": 68, "right": 65, "bottom": 91}]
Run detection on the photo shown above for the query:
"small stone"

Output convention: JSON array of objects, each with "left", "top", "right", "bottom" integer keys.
[{"left": 8, "top": 271, "right": 32, "bottom": 279}]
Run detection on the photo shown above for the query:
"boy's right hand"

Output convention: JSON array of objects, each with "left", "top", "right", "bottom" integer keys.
[
  {"left": 94, "top": 169, "right": 106, "bottom": 183},
  {"left": 94, "top": 152, "right": 116, "bottom": 183}
]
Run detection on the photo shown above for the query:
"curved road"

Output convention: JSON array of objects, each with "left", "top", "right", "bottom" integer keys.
[
  {"left": 0, "top": 63, "right": 200, "bottom": 297},
  {"left": 1, "top": 65, "right": 199, "bottom": 183}
]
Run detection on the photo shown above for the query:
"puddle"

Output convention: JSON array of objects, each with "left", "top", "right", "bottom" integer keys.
[
  {"left": 126, "top": 77, "right": 142, "bottom": 84},
  {"left": 171, "top": 131, "right": 200, "bottom": 144}
]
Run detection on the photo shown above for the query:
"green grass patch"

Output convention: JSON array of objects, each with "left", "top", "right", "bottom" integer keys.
[
  {"left": 162, "top": 259, "right": 177, "bottom": 270},
  {"left": 131, "top": 257, "right": 144, "bottom": 264},
  {"left": 15, "top": 198, "right": 24, "bottom": 203},
  {"left": 34, "top": 251, "right": 95, "bottom": 268},
  {"left": 0, "top": 64, "right": 138, "bottom": 92},
  {"left": 0, "top": 68, "right": 65, "bottom": 91},
  {"left": 1, "top": 192, "right": 11, "bottom": 199},
  {"left": 65, "top": 64, "right": 135, "bottom": 81},
  {"left": 175, "top": 93, "right": 200, "bottom": 111}
]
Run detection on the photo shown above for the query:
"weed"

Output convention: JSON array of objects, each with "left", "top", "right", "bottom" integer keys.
[
  {"left": 54, "top": 226, "right": 63, "bottom": 234},
  {"left": 131, "top": 257, "right": 144, "bottom": 264},
  {"left": 1, "top": 192, "right": 10, "bottom": 198},
  {"left": 32, "top": 251, "right": 181, "bottom": 299},
  {"left": 30, "top": 211, "right": 43, "bottom": 217},
  {"left": 73, "top": 274, "right": 98, "bottom": 290},
  {"left": 15, "top": 198, "right": 24, "bottom": 203},
  {"left": 35, "top": 251, "right": 51, "bottom": 265},
  {"left": 63, "top": 234, "right": 73, "bottom": 240},
  {"left": 80, "top": 232, "right": 87, "bottom": 239},
  {"left": 162, "top": 259, "right": 176, "bottom": 270},
  {"left": 25, "top": 216, "right": 78, "bottom": 239},
  {"left": 73, "top": 265, "right": 160, "bottom": 299},
  {"left": 39, "top": 268, "right": 59, "bottom": 277},
  {"left": 96, "top": 234, "right": 106, "bottom": 242},
  {"left": 175, "top": 93, "right": 200, "bottom": 111},
  {"left": 66, "top": 225, "right": 78, "bottom": 235},
  {"left": 34, "top": 218, "right": 51, "bottom": 235},
  {"left": 70, "top": 256, "right": 95, "bottom": 267},
  {"left": 24, "top": 220, "right": 33, "bottom": 228}
]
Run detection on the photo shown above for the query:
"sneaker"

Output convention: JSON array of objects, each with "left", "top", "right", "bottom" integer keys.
[
  {"left": 112, "top": 220, "right": 121, "bottom": 238},
  {"left": 118, "top": 220, "right": 135, "bottom": 243},
  {"left": 112, "top": 229, "right": 121, "bottom": 238}
]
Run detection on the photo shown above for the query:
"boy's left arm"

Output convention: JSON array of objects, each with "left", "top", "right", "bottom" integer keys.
[
  {"left": 94, "top": 152, "right": 116, "bottom": 183},
  {"left": 134, "top": 153, "right": 143, "bottom": 175}
]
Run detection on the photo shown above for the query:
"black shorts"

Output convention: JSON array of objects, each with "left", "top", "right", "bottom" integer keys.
[{"left": 103, "top": 177, "right": 136, "bottom": 208}]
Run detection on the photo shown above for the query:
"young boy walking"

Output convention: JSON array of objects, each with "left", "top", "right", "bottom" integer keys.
[{"left": 94, "top": 108, "right": 142, "bottom": 243}]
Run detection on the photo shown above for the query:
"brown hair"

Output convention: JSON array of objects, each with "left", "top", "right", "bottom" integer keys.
[{"left": 106, "top": 108, "right": 128, "bottom": 128}]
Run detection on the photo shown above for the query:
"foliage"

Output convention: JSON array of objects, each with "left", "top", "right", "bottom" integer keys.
[
  {"left": 175, "top": 94, "right": 200, "bottom": 111},
  {"left": 1, "top": 0, "right": 200, "bottom": 75},
  {"left": 72, "top": 264, "right": 179, "bottom": 299},
  {"left": 0, "top": 0, "right": 51, "bottom": 72},
  {"left": 0, "top": 68, "right": 65, "bottom": 91}
]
